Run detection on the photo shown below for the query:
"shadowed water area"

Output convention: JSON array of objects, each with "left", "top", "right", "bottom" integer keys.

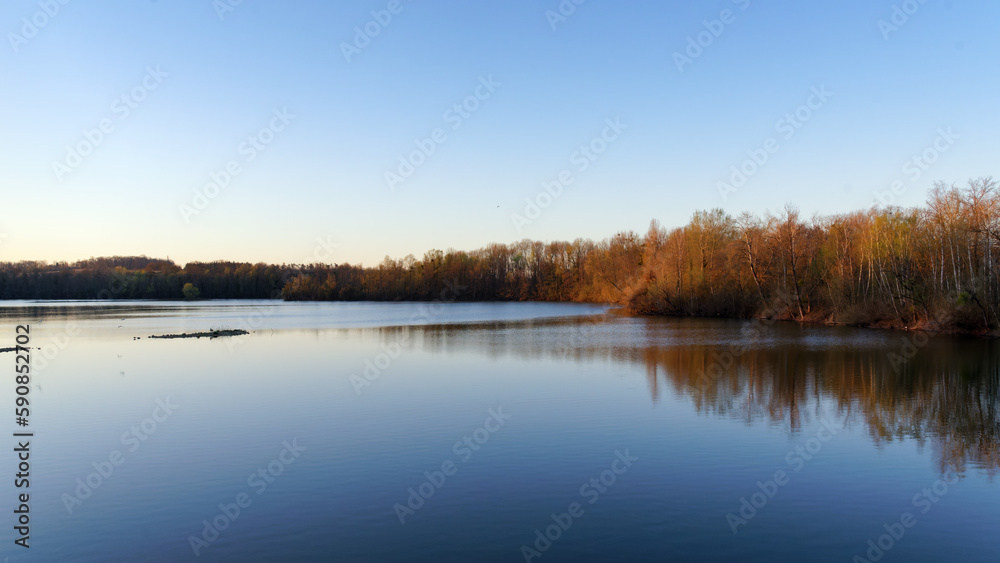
[{"left": 0, "top": 300, "right": 996, "bottom": 562}]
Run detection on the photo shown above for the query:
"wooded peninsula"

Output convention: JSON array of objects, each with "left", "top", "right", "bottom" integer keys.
[{"left": 4, "top": 179, "right": 999, "bottom": 334}]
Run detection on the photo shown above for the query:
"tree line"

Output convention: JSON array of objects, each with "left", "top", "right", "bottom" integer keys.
[
  {"left": 619, "top": 177, "right": 1000, "bottom": 333},
  {"left": 2, "top": 178, "right": 998, "bottom": 333}
]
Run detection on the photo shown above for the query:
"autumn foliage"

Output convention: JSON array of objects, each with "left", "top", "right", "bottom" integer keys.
[{"left": 619, "top": 178, "right": 1000, "bottom": 333}]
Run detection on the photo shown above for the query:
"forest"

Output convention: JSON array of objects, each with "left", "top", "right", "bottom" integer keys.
[{"left": 2, "top": 178, "right": 999, "bottom": 334}]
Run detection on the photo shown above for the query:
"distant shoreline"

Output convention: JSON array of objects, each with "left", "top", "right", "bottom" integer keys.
[
  {"left": 1, "top": 298, "right": 993, "bottom": 338},
  {"left": 5, "top": 180, "right": 1000, "bottom": 338}
]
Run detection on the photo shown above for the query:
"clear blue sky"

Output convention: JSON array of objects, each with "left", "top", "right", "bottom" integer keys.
[{"left": 1, "top": 0, "right": 997, "bottom": 266}]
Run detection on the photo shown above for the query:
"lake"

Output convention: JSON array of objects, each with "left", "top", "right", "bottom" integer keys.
[{"left": 0, "top": 300, "right": 997, "bottom": 562}]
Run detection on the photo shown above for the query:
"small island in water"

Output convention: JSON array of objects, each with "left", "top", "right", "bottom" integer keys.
[{"left": 147, "top": 329, "right": 249, "bottom": 340}]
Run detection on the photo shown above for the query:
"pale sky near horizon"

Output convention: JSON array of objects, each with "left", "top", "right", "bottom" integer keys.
[{"left": 1, "top": 0, "right": 997, "bottom": 266}]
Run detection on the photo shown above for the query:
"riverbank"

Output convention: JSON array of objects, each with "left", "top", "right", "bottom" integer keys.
[{"left": 628, "top": 306, "right": 999, "bottom": 338}]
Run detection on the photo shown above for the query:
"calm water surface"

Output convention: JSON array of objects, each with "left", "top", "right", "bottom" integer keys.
[{"left": 0, "top": 300, "right": 997, "bottom": 562}]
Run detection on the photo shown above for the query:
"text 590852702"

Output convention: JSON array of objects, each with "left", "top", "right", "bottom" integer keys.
[{"left": 13, "top": 324, "right": 33, "bottom": 548}]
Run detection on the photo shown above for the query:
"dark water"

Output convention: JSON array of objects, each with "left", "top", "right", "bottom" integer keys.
[{"left": 0, "top": 301, "right": 997, "bottom": 562}]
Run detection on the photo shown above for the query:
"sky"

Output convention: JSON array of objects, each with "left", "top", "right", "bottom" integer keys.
[{"left": 1, "top": 0, "right": 997, "bottom": 267}]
